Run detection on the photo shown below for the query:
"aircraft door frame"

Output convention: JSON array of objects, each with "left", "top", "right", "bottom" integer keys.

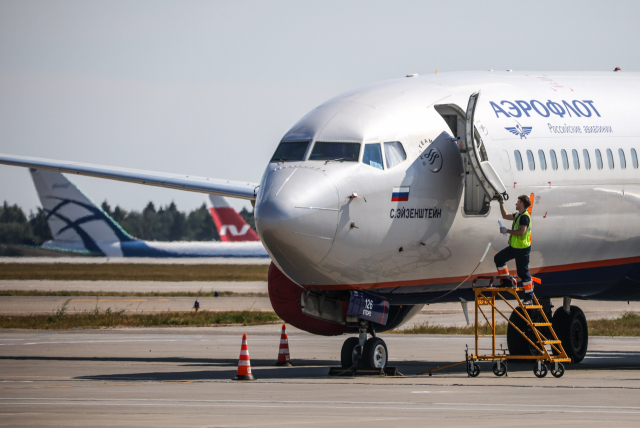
[
  {"left": 434, "top": 97, "right": 506, "bottom": 216},
  {"left": 465, "top": 91, "right": 509, "bottom": 204}
]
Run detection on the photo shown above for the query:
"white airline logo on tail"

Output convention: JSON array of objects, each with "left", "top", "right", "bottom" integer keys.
[{"left": 219, "top": 224, "right": 251, "bottom": 236}]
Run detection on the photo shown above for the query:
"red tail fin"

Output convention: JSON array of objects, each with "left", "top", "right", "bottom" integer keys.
[{"left": 208, "top": 195, "right": 260, "bottom": 242}]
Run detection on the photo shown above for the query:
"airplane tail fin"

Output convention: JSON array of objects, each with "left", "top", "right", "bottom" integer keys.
[
  {"left": 207, "top": 195, "right": 260, "bottom": 242},
  {"left": 29, "top": 168, "right": 134, "bottom": 254}
]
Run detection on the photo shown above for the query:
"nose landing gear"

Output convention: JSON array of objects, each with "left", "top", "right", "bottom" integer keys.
[{"left": 339, "top": 320, "right": 389, "bottom": 370}]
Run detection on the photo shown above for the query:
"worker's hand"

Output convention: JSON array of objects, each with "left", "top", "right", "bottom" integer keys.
[
  {"left": 499, "top": 227, "right": 508, "bottom": 234},
  {"left": 496, "top": 194, "right": 504, "bottom": 203}
]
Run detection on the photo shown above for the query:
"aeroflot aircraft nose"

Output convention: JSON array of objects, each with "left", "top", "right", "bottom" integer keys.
[{"left": 255, "top": 166, "right": 340, "bottom": 275}]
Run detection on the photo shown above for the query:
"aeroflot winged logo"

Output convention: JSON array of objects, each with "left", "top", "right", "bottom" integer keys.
[
  {"left": 505, "top": 123, "right": 532, "bottom": 139},
  {"left": 391, "top": 187, "right": 409, "bottom": 202}
]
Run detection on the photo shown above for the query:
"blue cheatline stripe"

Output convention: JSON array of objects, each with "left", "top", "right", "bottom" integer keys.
[
  {"left": 119, "top": 241, "right": 270, "bottom": 258},
  {"left": 334, "top": 260, "right": 640, "bottom": 305}
]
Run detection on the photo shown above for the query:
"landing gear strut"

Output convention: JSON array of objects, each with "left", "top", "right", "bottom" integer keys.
[{"left": 340, "top": 320, "right": 388, "bottom": 370}]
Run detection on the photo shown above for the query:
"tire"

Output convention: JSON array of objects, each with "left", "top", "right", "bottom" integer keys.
[
  {"left": 340, "top": 337, "right": 360, "bottom": 369},
  {"left": 507, "top": 307, "right": 534, "bottom": 358},
  {"left": 493, "top": 361, "right": 507, "bottom": 377},
  {"left": 362, "top": 337, "right": 388, "bottom": 369},
  {"left": 551, "top": 363, "right": 565, "bottom": 378},
  {"left": 552, "top": 306, "right": 588, "bottom": 363},
  {"left": 533, "top": 362, "right": 548, "bottom": 378},
  {"left": 467, "top": 362, "right": 480, "bottom": 377}
]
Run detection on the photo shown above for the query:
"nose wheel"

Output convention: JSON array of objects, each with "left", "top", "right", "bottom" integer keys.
[
  {"left": 340, "top": 336, "right": 388, "bottom": 370},
  {"left": 340, "top": 337, "right": 361, "bottom": 368},
  {"left": 363, "top": 337, "right": 388, "bottom": 369}
]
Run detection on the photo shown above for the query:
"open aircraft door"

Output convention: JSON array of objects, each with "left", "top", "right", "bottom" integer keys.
[
  {"left": 464, "top": 91, "right": 509, "bottom": 209},
  {"left": 435, "top": 91, "right": 508, "bottom": 216},
  {"left": 434, "top": 92, "right": 509, "bottom": 216}
]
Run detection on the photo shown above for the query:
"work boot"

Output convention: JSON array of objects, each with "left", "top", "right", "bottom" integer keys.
[
  {"left": 522, "top": 296, "right": 534, "bottom": 306},
  {"left": 499, "top": 278, "right": 516, "bottom": 288}
]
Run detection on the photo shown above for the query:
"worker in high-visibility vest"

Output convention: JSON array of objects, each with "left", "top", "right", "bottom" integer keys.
[{"left": 495, "top": 195, "right": 533, "bottom": 305}]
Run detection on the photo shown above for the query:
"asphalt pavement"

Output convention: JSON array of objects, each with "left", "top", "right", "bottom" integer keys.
[{"left": 2, "top": 326, "right": 640, "bottom": 427}]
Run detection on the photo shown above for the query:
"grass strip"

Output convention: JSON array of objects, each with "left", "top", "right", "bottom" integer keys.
[
  {"left": 0, "top": 290, "right": 268, "bottom": 298},
  {"left": 588, "top": 312, "right": 640, "bottom": 336},
  {"left": 391, "top": 322, "right": 507, "bottom": 335},
  {"left": 391, "top": 312, "right": 640, "bottom": 336},
  {"left": 0, "top": 305, "right": 280, "bottom": 329},
  {"left": 0, "top": 263, "right": 268, "bottom": 281}
]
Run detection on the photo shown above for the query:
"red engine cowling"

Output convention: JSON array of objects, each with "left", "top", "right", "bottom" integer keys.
[{"left": 268, "top": 262, "right": 349, "bottom": 336}]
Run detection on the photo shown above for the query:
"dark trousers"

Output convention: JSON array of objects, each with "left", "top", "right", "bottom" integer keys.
[{"left": 494, "top": 246, "right": 532, "bottom": 292}]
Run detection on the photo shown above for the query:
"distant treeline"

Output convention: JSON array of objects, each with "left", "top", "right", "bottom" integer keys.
[
  {"left": 0, "top": 200, "right": 256, "bottom": 245},
  {"left": 0, "top": 202, "right": 51, "bottom": 246}
]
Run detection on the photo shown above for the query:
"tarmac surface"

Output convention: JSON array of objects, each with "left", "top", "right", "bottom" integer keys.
[
  {"left": 2, "top": 325, "right": 640, "bottom": 427},
  {"left": 2, "top": 278, "right": 640, "bottom": 426}
]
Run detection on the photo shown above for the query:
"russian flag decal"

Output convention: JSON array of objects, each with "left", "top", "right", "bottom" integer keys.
[{"left": 391, "top": 187, "right": 410, "bottom": 202}]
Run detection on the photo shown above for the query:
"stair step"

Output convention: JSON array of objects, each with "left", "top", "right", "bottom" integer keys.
[
  {"left": 543, "top": 340, "right": 561, "bottom": 344},
  {"left": 523, "top": 305, "right": 542, "bottom": 309},
  {"left": 533, "top": 323, "right": 552, "bottom": 327}
]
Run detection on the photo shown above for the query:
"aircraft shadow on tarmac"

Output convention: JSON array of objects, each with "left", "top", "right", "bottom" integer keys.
[
  {"left": 75, "top": 367, "right": 335, "bottom": 382},
  {"left": 0, "top": 355, "right": 332, "bottom": 367},
  {"left": 3, "top": 352, "right": 640, "bottom": 381},
  {"left": 74, "top": 357, "right": 640, "bottom": 381}
]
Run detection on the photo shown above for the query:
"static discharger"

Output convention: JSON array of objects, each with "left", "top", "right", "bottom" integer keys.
[
  {"left": 275, "top": 324, "right": 292, "bottom": 366},
  {"left": 233, "top": 334, "right": 255, "bottom": 381}
]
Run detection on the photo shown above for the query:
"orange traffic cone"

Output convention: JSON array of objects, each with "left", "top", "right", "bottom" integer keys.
[
  {"left": 276, "top": 324, "right": 292, "bottom": 366},
  {"left": 233, "top": 334, "right": 255, "bottom": 381}
]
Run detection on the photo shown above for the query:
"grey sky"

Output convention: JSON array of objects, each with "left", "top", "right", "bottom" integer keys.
[{"left": 1, "top": 0, "right": 637, "bottom": 215}]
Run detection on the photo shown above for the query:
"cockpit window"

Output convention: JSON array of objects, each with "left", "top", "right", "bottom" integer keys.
[
  {"left": 384, "top": 141, "right": 406, "bottom": 169},
  {"left": 363, "top": 143, "right": 384, "bottom": 170},
  {"left": 270, "top": 141, "right": 309, "bottom": 162},
  {"left": 309, "top": 142, "right": 360, "bottom": 162}
]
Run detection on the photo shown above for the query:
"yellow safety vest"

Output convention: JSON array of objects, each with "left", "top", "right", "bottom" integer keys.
[{"left": 508, "top": 211, "right": 531, "bottom": 249}]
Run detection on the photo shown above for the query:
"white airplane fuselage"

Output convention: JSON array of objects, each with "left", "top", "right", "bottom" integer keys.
[{"left": 255, "top": 71, "right": 640, "bottom": 304}]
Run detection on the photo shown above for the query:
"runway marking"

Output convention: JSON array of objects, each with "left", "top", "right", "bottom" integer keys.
[
  {"left": 0, "top": 335, "right": 487, "bottom": 347},
  {"left": 0, "top": 335, "right": 475, "bottom": 347},
  {"left": 0, "top": 338, "right": 193, "bottom": 346},
  {"left": 68, "top": 299, "right": 170, "bottom": 302},
  {"left": 0, "top": 381, "right": 203, "bottom": 390},
  {"left": 2, "top": 398, "right": 640, "bottom": 414}
]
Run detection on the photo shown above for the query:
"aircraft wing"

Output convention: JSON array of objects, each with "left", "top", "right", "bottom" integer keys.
[{"left": 0, "top": 153, "right": 259, "bottom": 200}]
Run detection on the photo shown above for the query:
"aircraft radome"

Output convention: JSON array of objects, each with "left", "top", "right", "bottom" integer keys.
[{"left": 2, "top": 70, "right": 639, "bottom": 369}]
